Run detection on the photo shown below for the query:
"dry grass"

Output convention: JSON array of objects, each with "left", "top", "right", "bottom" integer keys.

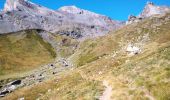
[
  {"left": 68, "top": 14, "right": 170, "bottom": 99},
  {"left": 0, "top": 30, "right": 55, "bottom": 79},
  {"left": 3, "top": 70, "right": 103, "bottom": 100}
]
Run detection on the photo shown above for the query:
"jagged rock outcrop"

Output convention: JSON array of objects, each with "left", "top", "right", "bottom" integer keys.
[
  {"left": 140, "top": 2, "right": 170, "bottom": 18},
  {"left": 0, "top": 0, "right": 122, "bottom": 39},
  {"left": 126, "top": 15, "right": 142, "bottom": 25},
  {"left": 126, "top": 2, "right": 170, "bottom": 24}
]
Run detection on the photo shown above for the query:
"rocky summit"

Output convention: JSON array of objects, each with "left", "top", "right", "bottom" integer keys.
[
  {"left": 126, "top": 2, "right": 170, "bottom": 24},
  {"left": 140, "top": 2, "right": 170, "bottom": 18},
  {"left": 0, "top": 1, "right": 170, "bottom": 100}
]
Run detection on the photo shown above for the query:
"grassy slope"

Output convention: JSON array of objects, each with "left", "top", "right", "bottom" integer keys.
[
  {"left": 68, "top": 14, "right": 170, "bottom": 99},
  {"left": 70, "top": 14, "right": 170, "bottom": 67},
  {"left": 0, "top": 30, "right": 56, "bottom": 79},
  {"left": 3, "top": 14, "right": 170, "bottom": 100},
  {"left": 3, "top": 69, "right": 104, "bottom": 100},
  {"left": 52, "top": 34, "right": 79, "bottom": 58}
]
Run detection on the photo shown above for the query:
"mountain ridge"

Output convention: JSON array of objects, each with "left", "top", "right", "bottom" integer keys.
[{"left": 0, "top": 0, "right": 122, "bottom": 39}]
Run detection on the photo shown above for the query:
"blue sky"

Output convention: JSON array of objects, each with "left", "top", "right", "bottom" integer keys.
[{"left": 0, "top": 0, "right": 170, "bottom": 20}]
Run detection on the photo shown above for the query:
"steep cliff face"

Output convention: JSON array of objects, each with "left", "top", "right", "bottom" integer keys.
[{"left": 0, "top": 0, "right": 122, "bottom": 39}]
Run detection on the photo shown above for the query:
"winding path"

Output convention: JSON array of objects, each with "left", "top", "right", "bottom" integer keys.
[{"left": 99, "top": 80, "right": 112, "bottom": 100}]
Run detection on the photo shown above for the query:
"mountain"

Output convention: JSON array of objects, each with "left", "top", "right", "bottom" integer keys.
[{"left": 0, "top": 0, "right": 122, "bottom": 39}]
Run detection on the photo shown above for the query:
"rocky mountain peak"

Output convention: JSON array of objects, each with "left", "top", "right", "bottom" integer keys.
[
  {"left": 4, "top": 0, "right": 29, "bottom": 11},
  {"left": 140, "top": 1, "right": 170, "bottom": 18},
  {"left": 4, "top": 0, "right": 36, "bottom": 11},
  {"left": 59, "top": 5, "right": 78, "bottom": 12},
  {"left": 58, "top": 5, "right": 100, "bottom": 17},
  {"left": 59, "top": 5, "right": 83, "bottom": 14},
  {"left": 4, "top": 0, "right": 17, "bottom": 11},
  {"left": 126, "top": 2, "right": 170, "bottom": 25}
]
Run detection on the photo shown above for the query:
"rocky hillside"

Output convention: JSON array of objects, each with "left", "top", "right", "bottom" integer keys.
[{"left": 0, "top": 0, "right": 122, "bottom": 39}]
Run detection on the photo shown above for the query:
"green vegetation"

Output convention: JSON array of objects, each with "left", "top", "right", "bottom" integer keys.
[{"left": 0, "top": 30, "right": 55, "bottom": 79}]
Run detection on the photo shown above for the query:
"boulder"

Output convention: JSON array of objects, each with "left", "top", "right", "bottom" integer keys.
[
  {"left": 126, "top": 44, "right": 141, "bottom": 55},
  {"left": 126, "top": 15, "right": 143, "bottom": 25},
  {"left": 10, "top": 80, "right": 21, "bottom": 85},
  {"left": 0, "top": 80, "right": 22, "bottom": 97}
]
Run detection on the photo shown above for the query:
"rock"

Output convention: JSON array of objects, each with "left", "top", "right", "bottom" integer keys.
[
  {"left": 18, "top": 97, "right": 25, "bottom": 100},
  {"left": 99, "top": 71, "right": 102, "bottom": 75},
  {"left": 50, "top": 64, "right": 54, "bottom": 67},
  {"left": 37, "top": 75, "right": 45, "bottom": 82},
  {"left": 8, "top": 85, "right": 17, "bottom": 92},
  {"left": 126, "top": 15, "right": 143, "bottom": 25},
  {"left": 10, "top": 80, "right": 21, "bottom": 85},
  {"left": 128, "top": 15, "right": 137, "bottom": 21},
  {"left": 0, "top": 14, "right": 3, "bottom": 20},
  {"left": 0, "top": 90, "right": 10, "bottom": 97},
  {"left": 39, "top": 74, "right": 42, "bottom": 77},
  {"left": 0, "top": 79, "right": 22, "bottom": 97},
  {"left": 52, "top": 72, "right": 57, "bottom": 75},
  {"left": 0, "top": 85, "right": 16, "bottom": 97},
  {"left": 126, "top": 44, "right": 141, "bottom": 55},
  {"left": 59, "top": 58, "right": 69, "bottom": 67}
]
